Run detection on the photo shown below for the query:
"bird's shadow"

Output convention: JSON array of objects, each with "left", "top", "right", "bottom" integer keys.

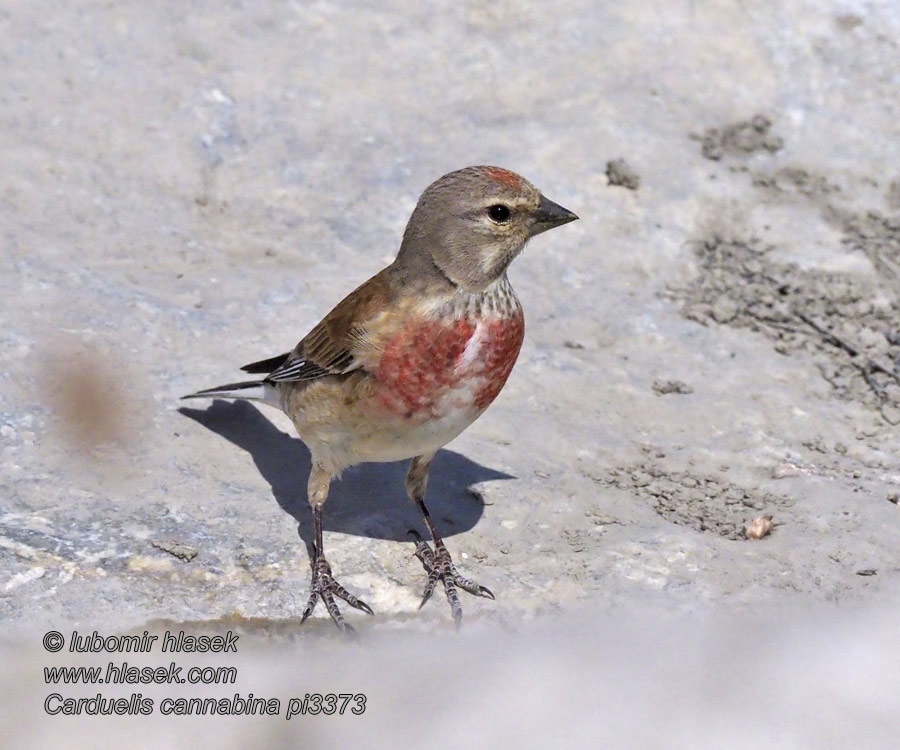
[{"left": 178, "top": 401, "right": 513, "bottom": 549}]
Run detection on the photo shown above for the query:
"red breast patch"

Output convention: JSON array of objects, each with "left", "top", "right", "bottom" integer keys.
[{"left": 375, "top": 314, "right": 524, "bottom": 417}]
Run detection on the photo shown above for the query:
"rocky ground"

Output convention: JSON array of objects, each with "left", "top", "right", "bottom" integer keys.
[{"left": 2, "top": 1, "right": 899, "bottom": 747}]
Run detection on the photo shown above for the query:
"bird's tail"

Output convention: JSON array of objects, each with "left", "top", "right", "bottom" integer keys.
[{"left": 181, "top": 379, "right": 278, "bottom": 405}]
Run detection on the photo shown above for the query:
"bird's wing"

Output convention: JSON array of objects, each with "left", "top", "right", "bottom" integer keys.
[
  {"left": 241, "top": 268, "right": 393, "bottom": 383},
  {"left": 240, "top": 352, "right": 291, "bottom": 374}
]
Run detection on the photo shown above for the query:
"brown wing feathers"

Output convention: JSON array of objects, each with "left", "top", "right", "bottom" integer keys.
[{"left": 240, "top": 269, "right": 393, "bottom": 383}]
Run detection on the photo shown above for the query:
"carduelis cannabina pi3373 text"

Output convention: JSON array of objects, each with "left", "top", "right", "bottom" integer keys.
[{"left": 183, "top": 166, "right": 578, "bottom": 631}]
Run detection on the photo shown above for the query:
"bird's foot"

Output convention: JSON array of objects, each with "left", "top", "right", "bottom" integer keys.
[
  {"left": 409, "top": 531, "right": 495, "bottom": 628},
  {"left": 301, "top": 555, "right": 374, "bottom": 633}
]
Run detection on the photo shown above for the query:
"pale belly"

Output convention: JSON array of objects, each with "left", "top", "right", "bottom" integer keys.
[
  {"left": 346, "top": 399, "right": 484, "bottom": 463},
  {"left": 349, "top": 369, "right": 495, "bottom": 462}
]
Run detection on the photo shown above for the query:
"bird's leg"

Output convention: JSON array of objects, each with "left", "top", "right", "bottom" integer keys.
[
  {"left": 406, "top": 453, "right": 494, "bottom": 628},
  {"left": 301, "top": 464, "right": 373, "bottom": 633}
]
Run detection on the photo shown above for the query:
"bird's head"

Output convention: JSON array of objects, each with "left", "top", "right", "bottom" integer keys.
[{"left": 397, "top": 166, "right": 578, "bottom": 292}]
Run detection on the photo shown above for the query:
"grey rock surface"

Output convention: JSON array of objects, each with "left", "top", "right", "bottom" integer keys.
[{"left": 2, "top": 0, "right": 900, "bottom": 745}]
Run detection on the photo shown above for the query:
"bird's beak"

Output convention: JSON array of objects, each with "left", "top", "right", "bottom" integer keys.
[{"left": 529, "top": 195, "right": 579, "bottom": 237}]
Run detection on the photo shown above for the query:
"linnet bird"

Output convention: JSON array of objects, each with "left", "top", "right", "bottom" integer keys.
[{"left": 183, "top": 166, "right": 578, "bottom": 630}]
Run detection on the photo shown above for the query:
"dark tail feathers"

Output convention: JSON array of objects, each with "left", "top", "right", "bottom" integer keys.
[
  {"left": 241, "top": 352, "right": 290, "bottom": 374},
  {"left": 181, "top": 379, "right": 266, "bottom": 400}
]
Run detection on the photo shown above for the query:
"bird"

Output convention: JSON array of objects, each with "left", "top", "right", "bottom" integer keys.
[{"left": 183, "top": 165, "right": 578, "bottom": 631}]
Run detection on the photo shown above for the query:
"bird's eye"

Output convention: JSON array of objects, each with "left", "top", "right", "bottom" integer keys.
[{"left": 488, "top": 204, "right": 511, "bottom": 223}]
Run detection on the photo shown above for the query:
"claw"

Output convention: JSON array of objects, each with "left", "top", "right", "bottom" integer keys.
[
  {"left": 300, "top": 556, "right": 373, "bottom": 632},
  {"left": 453, "top": 572, "right": 495, "bottom": 600},
  {"left": 301, "top": 590, "right": 318, "bottom": 624},
  {"left": 353, "top": 599, "right": 375, "bottom": 616},
  {"left": 443, "top": 575, "right": 462, "bottom": 627},
  {"left": 410, "top": 537, "right": 495, "bottom": 625},
  {"left": 330, "top": 578, "right": 376, "bottom": 616},
  {"left": 418, "top": 567, "right": 439, "bottom": 609}
]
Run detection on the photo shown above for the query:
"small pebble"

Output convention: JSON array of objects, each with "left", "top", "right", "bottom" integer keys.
[
  {"left": 653, "top": 380, "right": 693, "bottom": 395},
  {"left": 745, "top": 515, "right": 775, "bottom": 540},
  {"left": 605, "top": 158, "right": 640, "bottom": 190},
  {"left": 150, "top": 539, "right": 198, "bottom": 562}
]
